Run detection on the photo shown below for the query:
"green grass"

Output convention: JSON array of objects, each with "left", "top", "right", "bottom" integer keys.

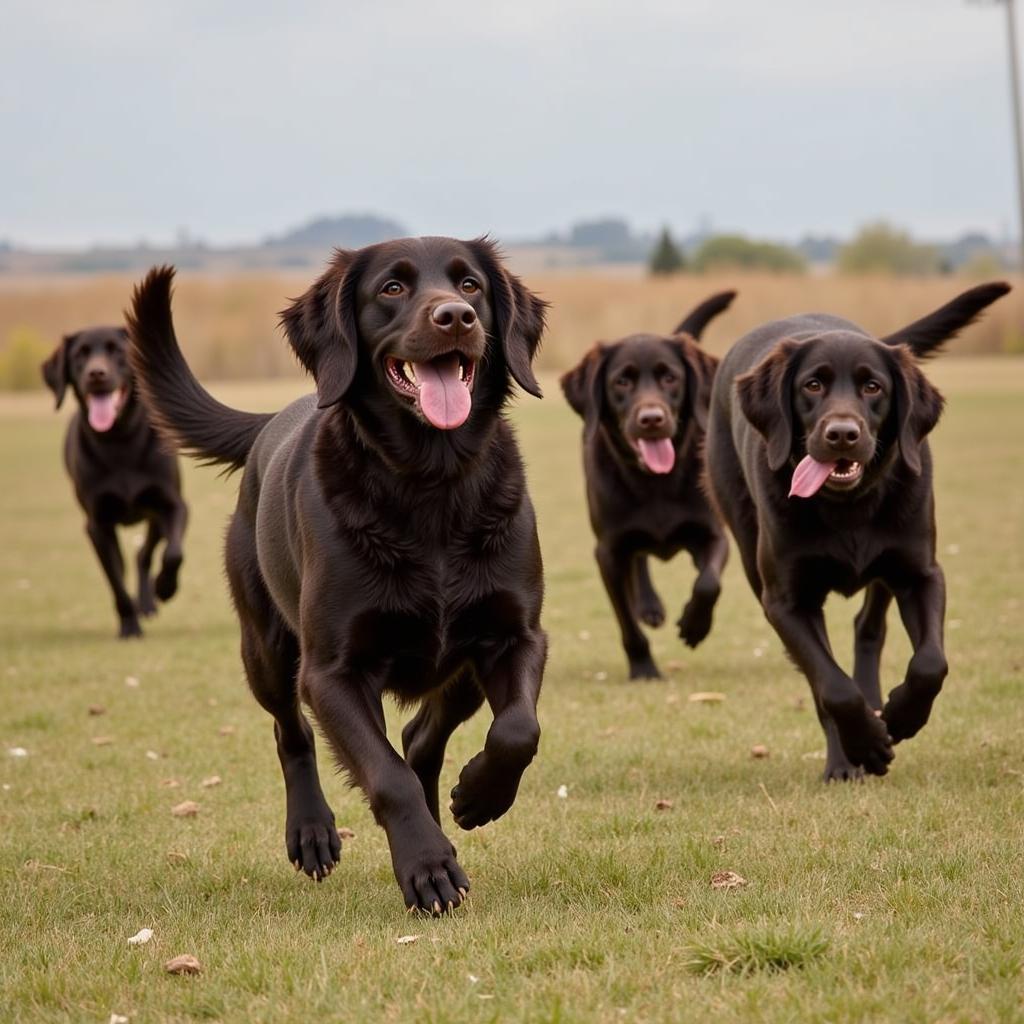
[{"left": 1, "top": 360, "right": 1023, "bottom": 1023}]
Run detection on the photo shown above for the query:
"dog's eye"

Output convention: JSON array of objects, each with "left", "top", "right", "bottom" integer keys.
[
  {"left": 380, "top": 280, "right": 404, "bottom": 297},
  {"left": 460, "top": 277, "right": 480, "bottom": 294},
  {"left": 862, "top": 380, "right": 882, "bottom": 396},
  {"left": 614, "top": 375, "right": 633, "bottom": 389},
  {"left": 803, "top": 378, "right": 823, "bottom": 394},
  {"left": 105, "top": 341, "right": 117, "bottom": 354},
  {"left": 660, "top": 372, "right": 677, "bottom": 385}
]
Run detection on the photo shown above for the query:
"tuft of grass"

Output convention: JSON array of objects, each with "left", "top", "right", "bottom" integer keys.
[{"left": 683, "top": 924, "right": 830, "bottom": 976}]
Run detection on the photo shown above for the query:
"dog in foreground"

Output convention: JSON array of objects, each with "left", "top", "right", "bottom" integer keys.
[
  {"left": 42, "top": 326, "right": 187, "bottom": 638},
  {"left": 128, "top": 237, "right": 548, "bottom": 914},
  {"left": 560, "top": 291, "right": 735, "bottom": 680},
  {"left": 706, "top": 282, "right": 1010, "bottom": 780}
]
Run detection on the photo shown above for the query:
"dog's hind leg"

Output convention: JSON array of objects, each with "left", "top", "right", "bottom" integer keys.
[
  {"left": 227, "top": 518, "right": 340, "bottom": 882},
  {"left": 402, "top": 673, "right": 485, "bottom": 825},
  {"left": 677, "top": 530, "right": 728, "bottom": 648},
  {"left": 631, "top": 555, "right": 665, "bottom": 628},
  {"left": 853, "top": 581, "right": 893, "bottom": 711},
  {"left": 136, "top": 520, "right": 161, "bottom": 617},
  {"left": 450, "top": 631, "right": 546, "bottom": 831},
  {"left": 596, "top": 542, "right": 660, "bottom": 679},
  {"left": 86, "top": 519, "right": 141, "bottom": 638}
]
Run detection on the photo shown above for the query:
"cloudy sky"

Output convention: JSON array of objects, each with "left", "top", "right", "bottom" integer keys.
[{"left": 2, "top": 0, "right": 1020, "bottom": 247}]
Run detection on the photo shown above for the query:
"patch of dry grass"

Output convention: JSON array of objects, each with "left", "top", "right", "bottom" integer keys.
[{"left": 1, "top": 268, "right": 1021, "bottom": 388}]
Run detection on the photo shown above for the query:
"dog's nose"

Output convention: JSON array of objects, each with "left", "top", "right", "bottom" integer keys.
[
  {"left": 432, "top": 301, "right": 477, "bottom": 336},
  {"left": 87, "top": 366, "right": 108, "bottom": 383},
  {"left": 824, "top": 418, "right": 861, "bottom": 448},
  {"left": 637, "top": 405, "right": 667, "bottom": 431}
]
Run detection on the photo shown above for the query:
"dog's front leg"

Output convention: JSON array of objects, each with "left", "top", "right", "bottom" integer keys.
[
  {"left": 86, "top": 519, "right": 141, "bottom": 638},
  {"left": 301, "top": 662, "right": 469, "bottom": 915},
  {"left": 761, "top": 589, "right": 894, "bottom": 777},
  {"left": 450, "top": 630, "right": 546, "bottom": 830},
  {"left": 678, "top": 531, "right": 729, "bottom": 648},
  {"left": 154, "top": 499, "right": 188, "bottom": 602},
  {"left": 883, "top": 565, "right": 948, "bottom": 743}
]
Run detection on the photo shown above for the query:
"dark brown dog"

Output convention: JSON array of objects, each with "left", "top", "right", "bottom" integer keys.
[
  {"left": 41, "top": 326, "right": 187, "bottom": 638},
  {"left": 560, "top": 292, "right": 734, "bottom": 679},
  {"left": 127, "top": 237, "right": 547, "bottom": 914},
  {"left": 705, "top": 282, "right": 1010, "bottom": 780}
]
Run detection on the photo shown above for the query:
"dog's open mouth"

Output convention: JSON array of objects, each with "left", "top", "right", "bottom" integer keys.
[
  {"left": 632, "top": 437, "right": 676, "bottom": 475},
  {"left": 789, "top": 455, "right": 865, "bottom": 498},
  {"left": 385, "top": 352, "right": 476, "bottom": 430},
  {"left": 85, "top": 388, "right": 125, "bottom": 433}
]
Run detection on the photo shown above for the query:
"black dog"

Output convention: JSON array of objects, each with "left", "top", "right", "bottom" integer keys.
[
  {"left": 705, "top": 282, "right": 1010, "bottom": 780},
  {"left": 41, "top": 326, "right": 187, "bottom": 638},
  {"left": 560, "top": 292, "right": 734, "bottom": 680},
  {"left": 127, "top": 237, "right": 547, "bottom": 914}
]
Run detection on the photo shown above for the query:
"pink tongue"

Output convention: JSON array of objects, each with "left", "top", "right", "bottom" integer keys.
[
  {"left": 789, "top": 454, "right": 836, "bottom": 498},
  {"left": 87, "top": 393, "right": 118, "bottom": 432},
  {"left": 414, "top": 354, "right": 471, "bottom": 430},
  {"left": 637, "top": 438, "right": 676, "bottom": 474}
]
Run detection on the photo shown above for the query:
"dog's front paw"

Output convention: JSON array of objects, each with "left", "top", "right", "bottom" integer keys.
[
  {"left": 882, "top": 683, "right": 934, "bottom": 744},
  {"left": 393, "top": 840, "right": 470, "bottom": 915},
  {"left": 450, "top": 751, "right": 520, "bottom": 830},
  {"left": 628, "top": 654, "right": 662, "bottom": 680},
  {"left": 118, "top": 615, "right": 143, "bottom": 639},
  {"left": 882, "top": 649, "right": 947, "bottom": 743},
  {"left": 137, "top": 589, "right": 157, "bottom": 618},
  {"left": 286, "top": 805, "right": 341, "bottom": 882},
  {"left": 154, "top": 555, "right": 182, "bottom": 602},
  {"left": 825, "top": 693, "right": 894, "bottom": 776},
  {"left": 635, "top": 596, "right": 665, "bottom": 628}
]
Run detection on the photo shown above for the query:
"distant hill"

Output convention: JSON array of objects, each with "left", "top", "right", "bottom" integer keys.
[{"left": 265, "top": 214, "right": 409, "bottom": 249}]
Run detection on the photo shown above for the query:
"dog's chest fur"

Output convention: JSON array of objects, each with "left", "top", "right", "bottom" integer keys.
[{"left": 256, "top": 409, "right": 539, "bottom": 698}]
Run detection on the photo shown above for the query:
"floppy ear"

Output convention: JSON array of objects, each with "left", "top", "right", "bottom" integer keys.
[
  {"left": 887, "top": 345, "right": 944, "bottom": 475},
  {"left": 279, "top": 249, "right": 365, "bottom": 409},
  {"left": 673, "top": 337, "right": 718, "bottom": 431},
  {"left": 467, "top": 238, "right": 547, "bottom": 397},
  {"left": 40, "top": 333, "right": 76, "bottom": 410},
  {"left": 559, "top": 344, "right": 608, "bottom": 428},
  {"left": 735, "top": 339, "right": 800, "bottom": 471}
]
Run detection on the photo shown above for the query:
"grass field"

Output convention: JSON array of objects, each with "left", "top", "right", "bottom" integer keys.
[{"left": 1, "top": 362, "right": 1023, "bottom": 1023}]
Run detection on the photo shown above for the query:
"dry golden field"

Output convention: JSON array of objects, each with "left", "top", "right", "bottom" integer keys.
[{"left": 1, "top": 268, "right": 1022, "bottom": 389}]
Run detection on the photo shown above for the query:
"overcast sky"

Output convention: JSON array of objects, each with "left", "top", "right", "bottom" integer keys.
[{"left": 2, "top": 0, "right": 1020, "bottom": 247}]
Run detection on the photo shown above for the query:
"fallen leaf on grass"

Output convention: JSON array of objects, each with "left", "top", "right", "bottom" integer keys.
[
  {"left": 655, "top": 799, "right": 674, "bottom": 811},
  {"left": 171, "top": 801, "right": 200, "bottom": 818},
  {"left": 91, "top": 736, "right": 113, "bottom": 746},
  {"left": 88, "top": 705, "right": 106, "bottom": 716},
  {"left": 124, "top": 676, "right": 140, "bottom": 688},
  {"left": 109, "top": 1014, "right": 130, "bottom": 1024},
  {"left": 338, "top": 827, "right": 356, "bottom": 840},
  {"left": 159, "top": 778, "right": 181, "bottom": 788},
  {"left": 711, "top": 870, "right": 748, "bottom": 890},
  {"left": 145, "top": 751, "right": 161, "bottom": 761},
  {"left": 8, "top": 747, "right": 28, "bottom": 758},
  {"left": 751, "top": 745, "right": 770, "bottom": 759},
  {"left": 556, "top": 784, "right": 569, "bottom": 799},
  {"left": 688, "top": 692, "right": 726, "bottom": 703},
  {"left": 218, "top": 725, "right": 235, "bottom": 737},
  {"left": 164, "top": 953, "right": 202, "bottom": 975},
  {"left": 166, "top": 850, "right": 189, "bottom": 864},
  {"left": 200, "top": 775, "right": 222, "bottom": 788},
  {"left": 127, "top": 928, "right": 153, "bottom": 946},
  {"left": 396, "top": 934, "right": 420, "bottom": 945}
]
